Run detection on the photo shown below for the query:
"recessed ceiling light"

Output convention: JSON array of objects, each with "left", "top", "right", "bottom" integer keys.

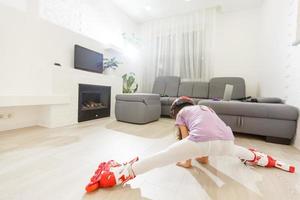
[
  {"left": 145, "top": 5, "right": 152, "bottom": 11},
  {"left": 185, "top": 0, "right": 192, "bottom": 2}
]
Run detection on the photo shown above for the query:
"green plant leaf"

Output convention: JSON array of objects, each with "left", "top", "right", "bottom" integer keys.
[
  {"left": 122, "top": 72, "right": 138, "bottom": 93},
  {"left": 127, "top": 76, "right": 134, "bottom": 87},
  {"left": 103, "top": 57, "right": 121, "bottom": 69}
]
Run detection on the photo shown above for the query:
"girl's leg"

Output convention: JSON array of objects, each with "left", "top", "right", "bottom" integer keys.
[
  {"left": 196, "top": 156, "right": 209, "bottom": 164},
  {"left": 132, "top": 138, "right": 209, "bottom": 175},
  {"left": 176, "top": 159, "right": 192, "bottom": 168},
  {"left": 115, "top": 141, "right": 255, "bottom": 188},
  {"left": 222, "top": 142, "right": 295, "bottom": 172},
  {"left": 233, "top": 145, "right": 256, "bottom": 161},
  {"left": 132, "top": 140, "right": 254, "bottom": 176},
  {"left": 209, "top": 140, "right": 255, "bottom": 161}
]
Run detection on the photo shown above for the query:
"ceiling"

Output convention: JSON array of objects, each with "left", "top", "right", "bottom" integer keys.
[{"left": 111, "top": 0, "right": 263, "bottom": 23}]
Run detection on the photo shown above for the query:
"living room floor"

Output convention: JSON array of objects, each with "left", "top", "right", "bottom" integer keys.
[{"left": 1, "top": 118, "right": 300, "bottom": 200}]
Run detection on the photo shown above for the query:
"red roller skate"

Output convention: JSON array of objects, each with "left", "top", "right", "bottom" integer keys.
[
  {"left": 85, "top": 160, "right": 121, "bottom": 193},
  {"left": 85, "top": 157, "right": 139, "bottom": 193},
  {"left": 113, "top": 156, "right": 139, "bottom": 185},
  {"left": 242, "top": 148, "right": 295, "bottom": 173}
]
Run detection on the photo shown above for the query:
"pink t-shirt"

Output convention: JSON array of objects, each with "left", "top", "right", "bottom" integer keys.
[{"left": 175, "top": 105, "right": 234, "bottom": 142}]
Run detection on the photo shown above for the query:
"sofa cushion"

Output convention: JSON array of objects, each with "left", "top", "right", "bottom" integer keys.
[
  {"left": 178, "top": 82, "right": 193, "bottom": 97},
  {"left": 209, "top": 77, "right": 245, "bottom": 99},
  {"left": 193, "top": 98, "right": 207, "bottom": 104},
  {"left": 192, "top": 82, "right": 209, "bottom": 98},
  {"left": 198, "top": 100, "right": 298, "bottom": 121},
  {"left": 152, "top": 77, "right": 166, "bottom": 96},
  {"left": 178, "top": 81, "right": 209, "bottom": 98},
  {"left": 164, "top": 76, "right": 181, "bottom": 97},
  {"left": 152, "top": 76, "right": 180, "bottom": 97}
]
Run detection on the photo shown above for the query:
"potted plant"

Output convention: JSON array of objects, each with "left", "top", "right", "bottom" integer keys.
[
  {"left": 122, "top": 72, "right": 138, "bottom": 93},
  {"left": 103, "top": 57, "right": 121, "bottom": 75}
]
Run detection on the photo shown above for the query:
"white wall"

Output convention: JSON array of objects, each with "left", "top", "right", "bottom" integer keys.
[
  {"left": 0, "top": 4, "right": 53, "bottom": 96},
  {"left": 212, "top": 7, "right": 262, "bottom": 97},
  {"left": 0, "top": 0, "right": 137, "bottom": 131},
  {"left": 259, "top": 0, "right": 300, "bottom": 149},
  {"left": 259, "top": 0, "right": 289, "bottom": 98},
  {"left": 0, "top": 0, "right": 138, "bottom": 96},
  {"left": 38, "top": 0, "right": 143, "bottom": 88}
]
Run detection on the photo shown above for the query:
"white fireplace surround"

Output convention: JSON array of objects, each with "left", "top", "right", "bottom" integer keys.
[
  {"left": 0, "top": 69, "right": 122, "bottom": 131},
  {"left": 38, "top": 68, "right": 122, "bottom": 128}
]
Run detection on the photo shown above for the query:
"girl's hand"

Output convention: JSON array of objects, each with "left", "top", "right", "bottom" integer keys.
[
  {"left": 178, "top": 125, "right": 189, "bottom": 140},
  {"left": 176, "top": 159, "right": 192, "bottom": 168}
]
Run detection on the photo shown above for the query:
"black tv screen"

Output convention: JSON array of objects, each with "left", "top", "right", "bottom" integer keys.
[{"left": 74, "top": 45, "right": 103, "bottom": 73}]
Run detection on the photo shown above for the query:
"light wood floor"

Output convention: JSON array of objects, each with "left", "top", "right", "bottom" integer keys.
[{"left": 1, "top": 117, "right": 300, "bottom": 200}]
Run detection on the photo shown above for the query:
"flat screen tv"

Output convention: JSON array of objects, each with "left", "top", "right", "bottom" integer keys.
[{"left": 74, "top": 45, "right": 103, "bottom": 73}]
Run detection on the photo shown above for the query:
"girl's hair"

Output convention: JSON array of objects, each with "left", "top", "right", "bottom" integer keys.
[
  {"left": 174, "top": 103, "right": 192, "bottom": 140},
  {"left": 170, "top": 96, "right": 194, "bottom": 118},
  {"left": 171, "top": 103, "right": 192, "bottom": 119}
]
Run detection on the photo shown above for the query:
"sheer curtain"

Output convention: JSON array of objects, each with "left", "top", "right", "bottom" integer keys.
[{"left": 140, "top": 8, "right": 216, "bottom": 92}]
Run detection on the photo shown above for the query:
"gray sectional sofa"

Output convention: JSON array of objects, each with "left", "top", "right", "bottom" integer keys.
[{"left": 152, "top": 76, "right": 298, "bottom": 144}]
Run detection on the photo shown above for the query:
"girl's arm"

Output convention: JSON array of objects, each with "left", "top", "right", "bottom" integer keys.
[
  {"left": 178, "top": 125, "right": 189, "bottom": 139},
  {"left": 178, "top": 125, "right": 209, "bottom": 165},
  {"left": 176, "top": 125, "right": 192, "bottom": 168}
]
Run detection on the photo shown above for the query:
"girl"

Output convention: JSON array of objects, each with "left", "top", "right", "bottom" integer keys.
[{"left": 85, "top": 96, "right": 295, "bottom": 192}]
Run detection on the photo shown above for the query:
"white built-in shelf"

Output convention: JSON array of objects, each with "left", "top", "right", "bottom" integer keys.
[{"left": 0, "top": 95, "right": 70, "bottom": 107}]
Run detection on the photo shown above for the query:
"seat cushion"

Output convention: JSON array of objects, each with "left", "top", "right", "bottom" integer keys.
[
  {"left": 198, "top": 100, "right": 298, "bottom": 121},
  {"left": 160, "top": 97, "right": 177, "bottom": 105},
  {"left": 116, "top": 93, "right": 160, "bottom": 104},
  {"left": 161, "top": 97, "right": 205, "bottom": 106},
  {"left": 115, "top": 98, "right": 161, "bottom": 124},
  {"left": 209, "top": 77, "right": 245, "bottom": 99},
  {"left": 256, "top": 97, "right": 283, "bottom": 104},
  {"left": 193, "top": 98, "right": 207, "bottom": 104},
  {"left": 160, "top": 97, "right": 170, "bottom": 105}
]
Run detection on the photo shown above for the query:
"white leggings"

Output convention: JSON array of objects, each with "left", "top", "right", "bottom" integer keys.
[{"left": 132, "top": 138, "right": 254, "bottom": 175}]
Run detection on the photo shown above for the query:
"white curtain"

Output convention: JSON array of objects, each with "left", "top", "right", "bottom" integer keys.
[
  {"left": 294, "top": 0, "right": 300, "bottom": 45},
  {"left": 140, "top": 8, "right": 216, "bottom": 92}
]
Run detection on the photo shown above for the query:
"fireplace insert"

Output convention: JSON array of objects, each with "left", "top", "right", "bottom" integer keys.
[{"left": 78, "top": 84, "right": 111, "bottom": 122}]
